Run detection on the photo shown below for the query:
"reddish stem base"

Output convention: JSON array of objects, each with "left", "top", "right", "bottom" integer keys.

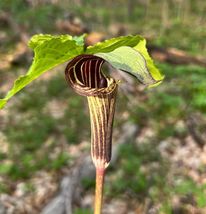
[{"left": 94, "top": 168, "right": 105, "bottom": 214}]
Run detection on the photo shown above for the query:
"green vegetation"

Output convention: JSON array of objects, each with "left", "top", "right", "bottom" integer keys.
[
  {"left": 1, "top": 74, "right": 88, "bottom": 185},
  {"left": 0, "top": 10, "right": 164, "bottom": 213},
  {"left": 0, "top": 34, "right": 163, "bottom": 108},
  {"left": 2, "top": 62, "right": 204, "bottom": 211},
  {"left": 128, "top": 63, "right": 206, "bottom": 143},
  {"left": 0, "top": 0, "right": 205, "bottom": 213},
  {"left": 105, "top": 142, "right": 168, "bottom": 200},
  {"left": 74, "top": 208, "right": 92, "bottom": 214},
  {"left": 1, "top": 1, "right": 206, "bottom": 54},
  {"left": 104, "top": 142, "right": 206, "bottom": 212}
]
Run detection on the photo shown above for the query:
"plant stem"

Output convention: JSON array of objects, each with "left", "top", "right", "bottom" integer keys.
[{"left": 94, "top": 167, "right": 105, "bottom": 214}]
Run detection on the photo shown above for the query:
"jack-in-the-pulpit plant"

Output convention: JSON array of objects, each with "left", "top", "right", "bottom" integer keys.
[{"left": 0, "top": 34, "right": 164, "bottom": 213}]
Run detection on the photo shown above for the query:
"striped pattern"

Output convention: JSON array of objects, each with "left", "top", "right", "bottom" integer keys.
[
  {"left": 65, "top": 54, "right": 110, "bottom": 96},
  {"left": 88, "top": 88, "right": 117, "bottom": 169},
  {"left": 65, "top": 54, "right": 118, "bottom": 169}
]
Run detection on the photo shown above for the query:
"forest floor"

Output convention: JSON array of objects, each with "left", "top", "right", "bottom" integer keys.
[{"left": 0, "top": 1, "right": 206, "bottom": 213}]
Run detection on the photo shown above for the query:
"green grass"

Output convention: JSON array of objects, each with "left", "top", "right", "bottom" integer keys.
[
  {"left": 66, "top": 1, "right": 206, "bottom": 55},
  {"left": 103, "top": 141, "right": 205, "bottom": 213},
  {"left": 1, "top": 1, "right": 206, "bottom": 55},
  {"left": 127, "top": 63, "right": 206, "bottom": 142},
  {"left": 1, "top": 74, "right": 88, "bottom": 185},
  {"left": 105, "top": 142, "right": 168, "bottom": 199},
  {"left": 0, "top": 1, "right": 62, "bottom": 33},
  {"left": 174, "top": 180, "right": 206, "bottom": 208},
  {"left": 74, "top": 208, "right": 92, "bottom": 214},
  {"left": 1, "top": 1, "right": 206, "bottom": 211},
  {"left": 2, "top": 62, "right": 204, "bottom": 212}
]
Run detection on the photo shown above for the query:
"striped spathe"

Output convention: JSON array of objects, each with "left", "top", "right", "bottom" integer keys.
[{"left": 65, "top": 54, "right": 118, "bottom": 169}]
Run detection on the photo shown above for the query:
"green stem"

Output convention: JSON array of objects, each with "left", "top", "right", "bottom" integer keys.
[{"left": 94, "top": 168, "right": 105, "bottom": 214}]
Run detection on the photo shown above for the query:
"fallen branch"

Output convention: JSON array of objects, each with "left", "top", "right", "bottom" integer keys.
[
  {"left": 148, "top": 45, "right": 206, "bottom": 67},
  {"left": 41, "top": 122, "right": 138, "bottom": 214}
]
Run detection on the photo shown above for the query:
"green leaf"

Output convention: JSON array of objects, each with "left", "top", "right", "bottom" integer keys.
[
  {"left": 0, "top": 34, "right": 84, "bottom": 109},
  {"left": 28, "top": 34, "right": 71, "bottom": 49},
  {"left": 134, "top": 39, "right": 164, "bottom": 84},
  {"left": 28, "top": 34, "right": 86, "bottom": 49},
  {"left": 73, "top": 34, "right": 87, "bottom": 46},
  {"left": 89, "top": 35, "right": 163, "bottom": 86},
  {"left": 95, "top": 46, "right": 157, "bottom": 85},
  {"left": 0, "top": 34, "right": 163, "bottom": 109},
  {"left": 86, "top": 35, "right": 143, "bottom": 54}
]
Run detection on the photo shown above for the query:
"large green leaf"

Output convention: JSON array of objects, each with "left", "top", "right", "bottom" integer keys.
[
  {"left": 86, "top": 35, "right": 143, "bottom": 54},
  {"left": 0, "top": 34, "right": 163, "bottom": 109},
  {"left": 96, "top": 46, "right": 158, "bottom": 85},
  {"left": 88, "top": 35, "right": 163, "bottom": 85},
  {"left": 0, "top": 34, "right": 85, "bottom": 109},
  {"left": 134, "top": 39, "right": 164, "bottom": 84}
]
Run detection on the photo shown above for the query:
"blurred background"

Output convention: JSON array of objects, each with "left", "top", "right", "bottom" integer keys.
[{"left": 0, "top": 0, "right": 206, "bottom": 213}]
